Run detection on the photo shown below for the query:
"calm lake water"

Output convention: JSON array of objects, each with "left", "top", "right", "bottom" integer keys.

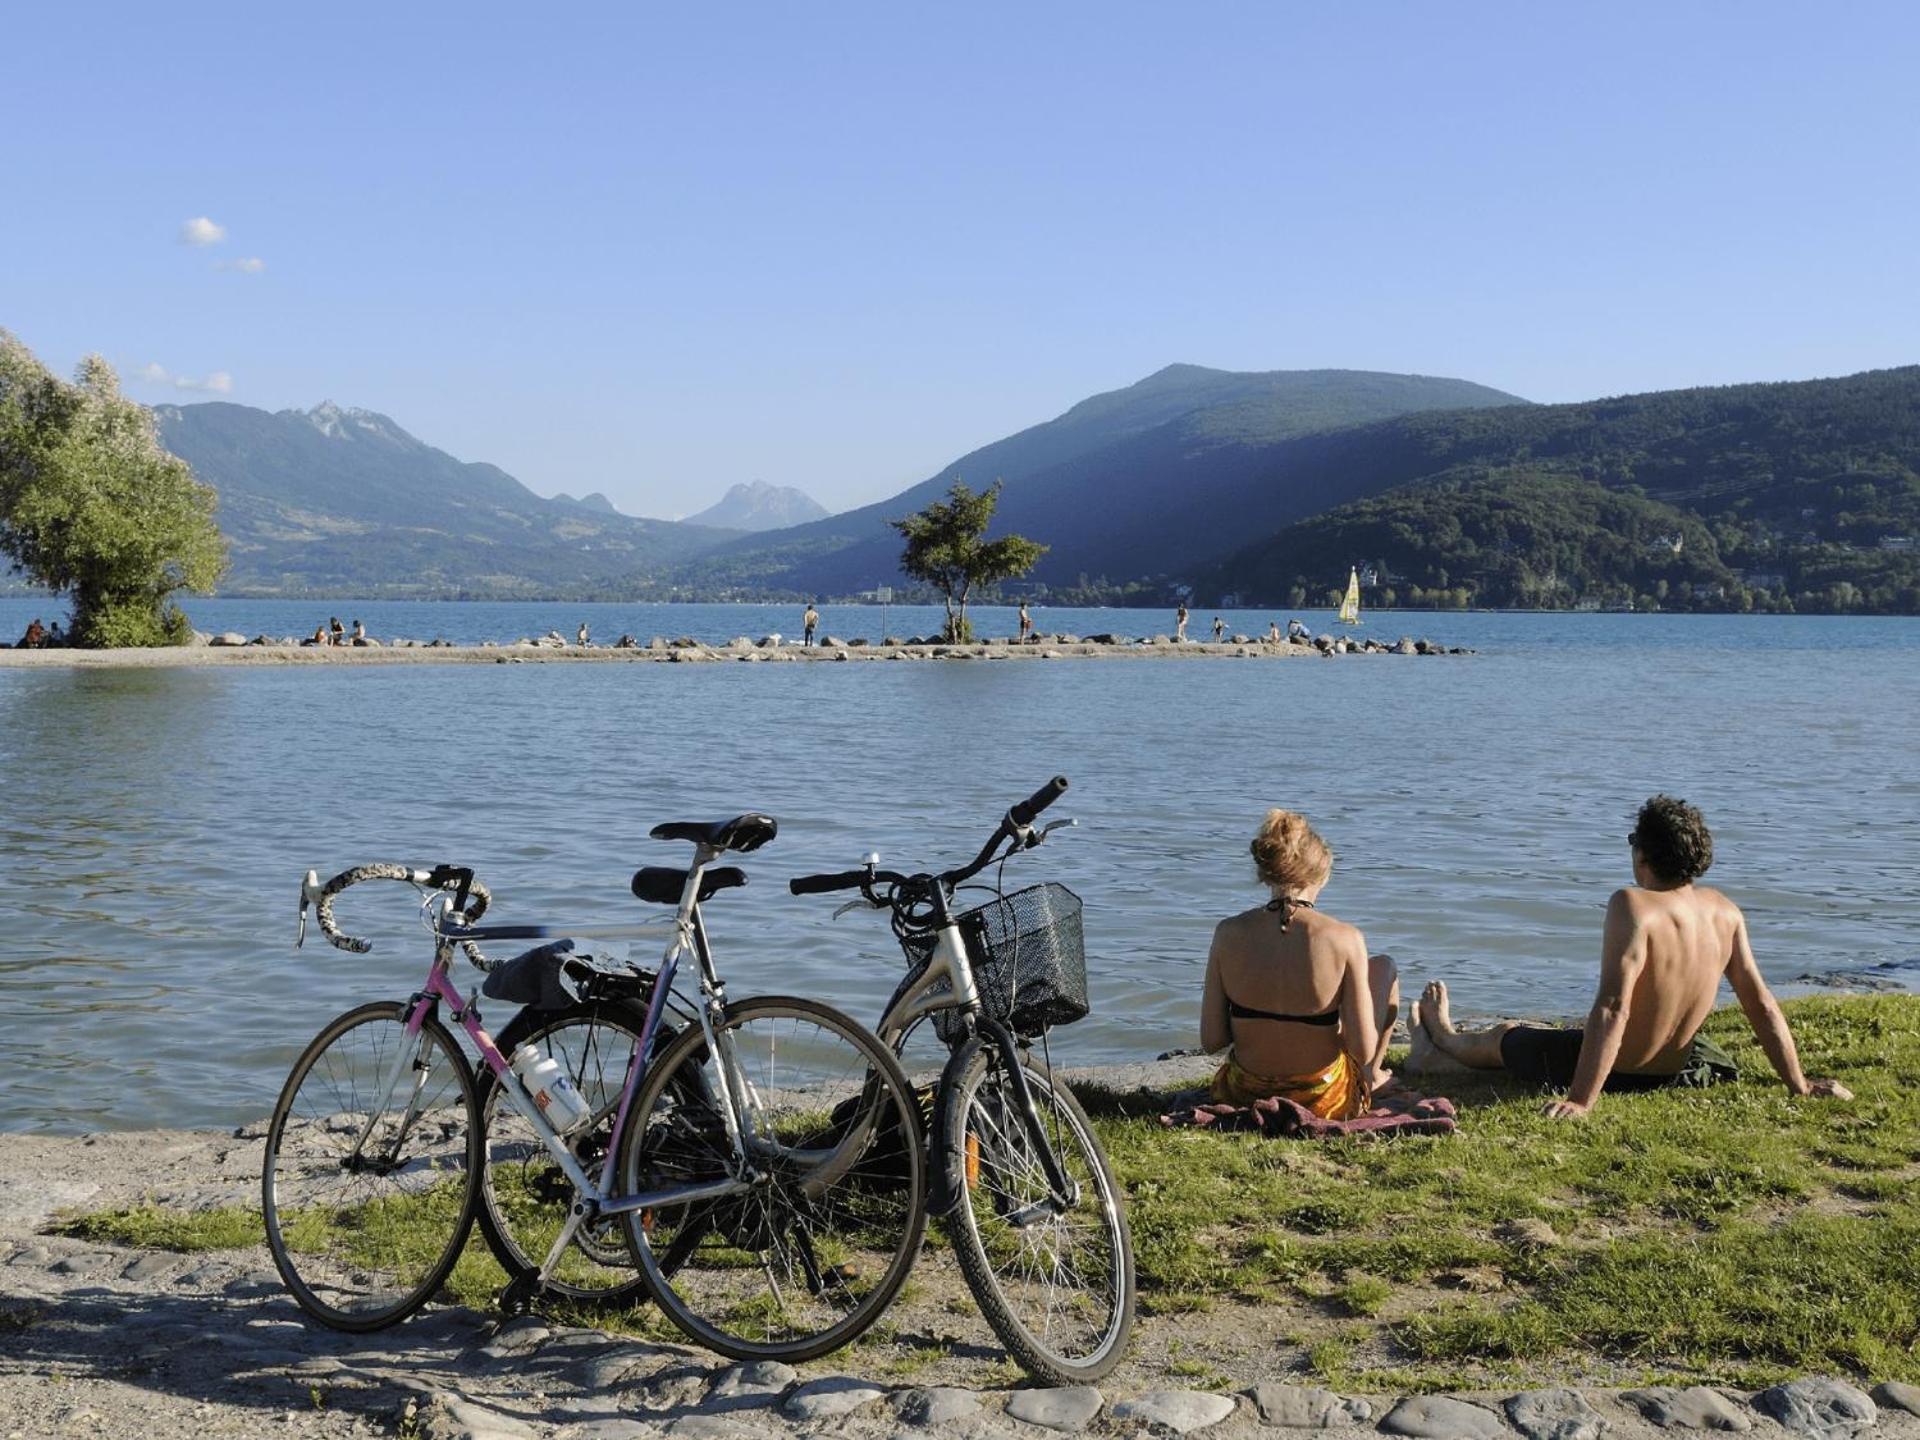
[{"left": 2, "top": 603, "right": 1916, "bottom": 1134}]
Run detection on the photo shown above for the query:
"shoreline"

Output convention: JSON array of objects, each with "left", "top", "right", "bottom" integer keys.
[{"left": 0, "top": 634, "right": 1470, "bottom": 669}]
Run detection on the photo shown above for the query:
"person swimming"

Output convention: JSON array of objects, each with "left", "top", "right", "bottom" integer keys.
[{"left": 1200, "top": 809, "right": 1399, "bottom": 1118}]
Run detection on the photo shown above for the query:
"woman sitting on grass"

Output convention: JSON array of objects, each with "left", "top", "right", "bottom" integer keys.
[{"left": 1201, "top": 809, "right": 1399, "bottom": 1118}]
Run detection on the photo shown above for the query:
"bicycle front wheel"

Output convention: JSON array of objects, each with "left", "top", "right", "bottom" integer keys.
[
  {"left": 262, "top": 1001, "right": 481, "bottom": 1331},
  {"left": 475, "top": 1000, "right": 667, "bottom": 1305},
  {"left": 617, "top": 996, "right": 928, "bottom": 1362},
  {"left": 940, "top": 1041, "right": 1135, "bottom": 1383}
]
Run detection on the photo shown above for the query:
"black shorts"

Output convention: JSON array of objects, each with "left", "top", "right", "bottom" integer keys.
[{"left": 1497, "top": 1026, "right": 1690, "bottom": 1094}]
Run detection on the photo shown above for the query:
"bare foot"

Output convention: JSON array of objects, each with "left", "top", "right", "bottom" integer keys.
[
  {"left": 1407, "top": 995, "right": 1470, "bottom": 1075},
  {"left": 1421, "top": 980, "right": 1457, "bottom": 1036}
]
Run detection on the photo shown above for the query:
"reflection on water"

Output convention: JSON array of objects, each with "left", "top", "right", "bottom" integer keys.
[{"left": 2, "top": 612, "right": 1916, "bottom": 1133}]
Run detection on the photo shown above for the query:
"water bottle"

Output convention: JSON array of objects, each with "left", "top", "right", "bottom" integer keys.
[{"left": 510, "top": 1045, "right": 591, "bottom": 1134}]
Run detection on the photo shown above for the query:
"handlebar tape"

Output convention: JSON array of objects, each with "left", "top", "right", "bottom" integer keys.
[
  {"left": 1009, "top": 775, "right": 1070, "bottom": 828},
  {"left": 312, "top": 863, "right": 493, "bottom": 960},
  {"left": 789, "top": 870, "right": 871, "bottom": 896}
]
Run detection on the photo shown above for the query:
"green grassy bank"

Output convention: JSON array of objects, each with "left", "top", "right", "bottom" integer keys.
[{"left": 61, "top": 995, "right": 1920, "bottom": 1391}]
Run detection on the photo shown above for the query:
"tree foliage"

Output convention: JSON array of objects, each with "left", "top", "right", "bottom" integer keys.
[
  {"left": 0, "top": 332, "right": 226, "bottom": 645},
  {"left": 889, "top": 479, "right": 1046, "bottom": 640}
]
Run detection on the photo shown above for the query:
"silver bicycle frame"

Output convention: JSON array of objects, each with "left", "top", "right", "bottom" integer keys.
[{"left": 875, "top": 917, "right": 982, "bottom": 1050}]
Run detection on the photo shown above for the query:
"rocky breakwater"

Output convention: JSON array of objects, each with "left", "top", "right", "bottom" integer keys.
[{"left": 1, "top": 632, "right": 1477, "bottom": 668}]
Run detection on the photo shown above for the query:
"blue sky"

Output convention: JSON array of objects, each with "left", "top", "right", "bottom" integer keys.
[{"left": 4, "top": 2, "right": 1916, "bottom": 517}]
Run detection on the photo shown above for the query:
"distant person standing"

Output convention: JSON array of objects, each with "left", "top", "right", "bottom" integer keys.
[
  {"left": 1018, "top": 602, "right": 1033, "bottom": 642},
  {"left": 577, "top": 621, "right": 590, "bottom": 647},
  {"left": 1212, "top": 616, "right": 1225, "bottom": 643},
  {"left": 1175, "top": 603, "right": 1189, "bottom": 642},
  {"left": 803, "top": 603, "right": 819, "bottom": 647},
  {"left": 1268, "top": 620, "right": 1281, "bottom": 643}
]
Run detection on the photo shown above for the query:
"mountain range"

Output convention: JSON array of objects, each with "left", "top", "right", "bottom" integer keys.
[
  {"left": 145, "top": 363, "right": 1920, "bottom": 611},
  {"left": 687, "top": 481, "right": 829, "bottom": 531}
]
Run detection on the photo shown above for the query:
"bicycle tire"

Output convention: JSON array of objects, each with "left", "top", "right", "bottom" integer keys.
[
  {"left": 938, "top": 1038, "right": 1135, "bottom": 1382},
  {"left": 615, "top": 995, "right": 928, "bottom": 1362},
  {"left": 474, "top": 1000, "right": 687, "bottom": 1305},
  {"left": 262, "top": 1001, "right": 481, "bottom": 1332}
]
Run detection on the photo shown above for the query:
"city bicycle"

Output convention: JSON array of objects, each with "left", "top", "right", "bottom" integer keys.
[
  {"left": 263, "top": 816, "right": 927, "bottom": 1363},
  {"left": 789, "top": 777, "right": 1136, "bottom": 1383}
]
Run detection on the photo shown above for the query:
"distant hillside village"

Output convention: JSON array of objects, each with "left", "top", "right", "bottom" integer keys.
[{"left": 138, "top": 363, "right": 1920, "bottom": 616}]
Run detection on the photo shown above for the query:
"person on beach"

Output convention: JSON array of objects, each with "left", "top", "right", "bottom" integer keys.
[
  {"left": 47, "top": 621, "right": 63, "bottom": 646},
  {"left": 803, "top": 603, "right": 819, "bottom": 647},
  {"left": 328, "top": 617, "right": 344, "bottom": 646},
  {"left": 1288, "top": 617, "right": 1309, "bottom": 642},
  {"left": 1201, "top": 809, "right": 1400, "bottom": 1118},
  {"left": 1269, "top": 620, "right": 1282, "bottom": 643},
  {"left": 17, "top": 618, "right": 45, "bottom": 649},
  {"left": 1213, "top": 616, "right": 1226, "bottom": 643},
  {"left": 1018, "top": 602, "right": 1032, "bottom": 642},
  {"left": 1408, "top": 794, "right": 1855, "bottom": 1118},
  {"left": 1175, "top": 603, "right": 1189, "bottom": 642},
  {"left": 577, "top": 621, "right": 590, "bottom": 647},
  {"left": 351, "top": 619, "right": 367, "bottom": 644},
  {"left": 306, "top": 624, "right": 327, "bottom": 647}
]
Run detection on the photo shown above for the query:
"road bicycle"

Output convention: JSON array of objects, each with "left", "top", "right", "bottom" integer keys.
[
  {"left": 263, "top": 816, "right": 927, "bottom": 1364},
  {"left": 788, "top": 777, "right": 1137, "bottom": 1383}
]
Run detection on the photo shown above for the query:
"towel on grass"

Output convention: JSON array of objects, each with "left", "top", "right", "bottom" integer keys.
[{"left": 1160, "top": 1086, "right": 1457, "bottom": 1138}]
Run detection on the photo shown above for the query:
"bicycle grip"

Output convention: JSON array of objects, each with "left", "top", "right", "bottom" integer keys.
[
  {"left": 1009, "top": 776, "right": 1069, "bottom": 828},
  {"left": 789, "top": 870, "right": 869, "bottom": 896}
]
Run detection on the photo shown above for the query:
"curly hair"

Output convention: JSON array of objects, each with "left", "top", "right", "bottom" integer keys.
[
  {"left": 1250, "top": 809, "right": 1333, "bottom": 892},
  {"left": 1631, "top": 794, "right": 1714, "bottom": 883}
]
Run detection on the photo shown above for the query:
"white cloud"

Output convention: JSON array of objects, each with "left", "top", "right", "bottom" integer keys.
[
  {"left": 213, "top": 256, "right": 267, "bottom": 274},
  {"left": 179, "top": 216, "right": 227, "bottom": 246},
  {"left": 137, "top": 362, "right": 233, "bottom": 394}
]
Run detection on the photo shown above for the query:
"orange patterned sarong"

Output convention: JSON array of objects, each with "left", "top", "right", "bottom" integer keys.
[{"left": 1210, "top": 1050, "right": 1367, "bottom": 1120}]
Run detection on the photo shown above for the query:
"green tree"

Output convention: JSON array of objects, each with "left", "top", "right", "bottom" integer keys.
[
  {"left": 0, "top": 332, "right": 227, "bottom": 646},
  {"left": 889, "top": 479, "right": 1046, "bottom": 642}
]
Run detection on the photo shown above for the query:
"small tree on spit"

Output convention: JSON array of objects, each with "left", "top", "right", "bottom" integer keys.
[
  {"left": 0, "top": 330, "right": 227, "bottom": 646},
  {"left": 890, "top": 479, "right": 1046, "bottom": 643}
]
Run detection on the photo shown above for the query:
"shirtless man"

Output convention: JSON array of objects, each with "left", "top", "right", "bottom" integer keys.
[{"left": 1410, "top": 794, "right": 1853, "bottom": 1118}]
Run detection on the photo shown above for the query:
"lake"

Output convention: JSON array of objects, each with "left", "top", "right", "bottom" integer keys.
[{"left": 2, "top": 603, "right": 1916, "bottom": 1133}]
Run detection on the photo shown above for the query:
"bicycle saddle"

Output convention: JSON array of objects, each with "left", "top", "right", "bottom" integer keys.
[
  {"left": 631, "top": 865, "right": 748, "bottom": 905},
  {"left": 648, "top": 813, "right": 778, "bottom": 853}
]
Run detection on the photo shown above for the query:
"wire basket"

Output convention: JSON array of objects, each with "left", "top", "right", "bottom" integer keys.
[{"left": 899, "top": 882, "right": 1090, "bottom": 1045}]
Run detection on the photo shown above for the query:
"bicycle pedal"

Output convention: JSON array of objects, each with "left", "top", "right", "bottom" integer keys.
[{"left": 495, "top": 1271, "right": 544, "bottom": 1319}]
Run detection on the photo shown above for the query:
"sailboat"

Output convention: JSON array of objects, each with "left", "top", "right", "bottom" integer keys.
[{"left": 1337, "top": 567, "right": 1363, "bottom": 625}]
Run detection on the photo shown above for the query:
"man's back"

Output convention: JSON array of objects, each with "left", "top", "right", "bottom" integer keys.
[{"left": 1616, "top": 883, "right": 1741, "bottom": 1072}]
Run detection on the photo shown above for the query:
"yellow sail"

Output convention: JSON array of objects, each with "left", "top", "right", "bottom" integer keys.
[{"left": 1337, "top": 567, "right": 1362, "bottom": 625}]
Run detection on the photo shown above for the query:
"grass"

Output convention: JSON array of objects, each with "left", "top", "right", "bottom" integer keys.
[{"left": 53, "top": 995, "right": 1920, "bottom": 1391}]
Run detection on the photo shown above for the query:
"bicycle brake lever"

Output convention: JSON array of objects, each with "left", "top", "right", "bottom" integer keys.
[
  {"left": 831, "top": 897, "right": 880, "bottom": 920},
  {"left": 296, "top": 869, "right": 321, "bottom": 948},
  {"left": 1038, "top": 817, "right": 1078, "bottom": 841}
]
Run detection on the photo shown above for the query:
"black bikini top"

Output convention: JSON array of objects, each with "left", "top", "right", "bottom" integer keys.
[{"left": 1226, "top": 895, "right": 1338, "bottom": 1026}]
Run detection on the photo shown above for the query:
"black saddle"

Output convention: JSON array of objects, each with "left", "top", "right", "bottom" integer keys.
[
  {"left": 631, "top": 865, "right": 748, "bottom": 906},
  {"left": 648, "top": 813, "right": 778, "bottom": 853}
]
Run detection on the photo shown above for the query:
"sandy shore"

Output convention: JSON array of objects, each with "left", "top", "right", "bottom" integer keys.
[{"left": 0, "top": 635, "right": 1469, "bottom": 669}]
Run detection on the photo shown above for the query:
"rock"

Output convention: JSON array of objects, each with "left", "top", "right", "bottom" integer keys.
[
  {"left": 669, "top": 635, "right": 701, "bottom": 648},
  {"left": 1506, "top": 1388, "right": 1603, "bottom": 1440},
  {"left": 1230, "top": 633, "right": 1252, "bottom": 644},
  {"left": 882, "top": 635, "right": 903, "bottom": 646},
  {"left": 1379, "top": 1395, "right": 1509, "bottom": 1439},
  {"left": 121, "top": 1253, "right": 176, "bottom": 1282},
  {"left": 476, "top": 1316, "right": 550, "bottom": 1360},
  {"left": 819, "top": 635, "right": 846, "bottom": 648},
  {"left": 424, "top": 1396, "right": 537, "bottom": 1440},
  {"left": 1622, "top": 1389, "right": 1753, "bottom": 1432},
  {"left": 1754, "top": 1379, "right": 1876, "bottom": 1435},
  {"left": 1247, "top": 1382, "right": 1370, "bottom": 1428},
  {"left": 756, "top": 635, "right": 782, "bottom": 648},
  {"left": 189, "top": 630, "right": 212, "bottom": 646},
  {"left": 1494, "top": 1217, "right": 1561, "bottom": 1250},
  {"left": 567, "top": 1423, "right": 657, "bottom": 1440},
  {"left": 848, "top": 637, "right": 869, "bottom": 647},
  {"left": 708, "top": 1360, "right": 796, "bottom": 1403},
  {"left": 894, "top": 1387, "right": 983, "bottom": 1426},
  {"left": 1086, "top": 633, "right": 1121, "bottom": 645},
  {"left": 725, "top": 636, "right": 754, "bottom": 650},
  {"left": 648, "top": 636, "right": 668, "bottom": 650},
  {"left": 1313, "top": 634, "right": 1334, "bottom": 652},
  {"left": 1005, "top": 1386, "right": 1106, "bottom": 1431},
  {"left": 209, "top": 631, "right": 249, "bottom": 647},
  {"left": 667, "top": 1418, "right": 758, "bottom": 1440},
  {"left": 1393, "top": 636, "right": 1417, "bottom": 654},
  {"left": 223, "top": 1267, "right": 281, "bottom": 1295},
  {"left": 1873, "top": 1384, "right": 1920, "bottom": 1418},
  {"left": 1111, "top": 1391, "right": 1238, "bottom": 1433},
  {"left": 1147, "top": 634, "right": 1170, "bottom": 645},
  {"left": 780, "top": 1376, "right": 886, "bottom": 1421},
  {"left": 570, "top": 1343, "right": 679, "bottom": 1391},
  {"left": 49, "top": 1252, "right": 117, "bottom": 1275}
]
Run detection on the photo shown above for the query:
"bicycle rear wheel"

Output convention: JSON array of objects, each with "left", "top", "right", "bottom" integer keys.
[
  {"left": 475, "top": 1000, "right": 668, "bottom": 1305},
  {"left": 262, "top": 1001, "right": 480, "bottom": 1331},
  {"left": 616, "top": 996, "right": 927, "bottom": 1362},
  {"left": 940, "top": 1040, "right": 1135, "bottom": 1382}
]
